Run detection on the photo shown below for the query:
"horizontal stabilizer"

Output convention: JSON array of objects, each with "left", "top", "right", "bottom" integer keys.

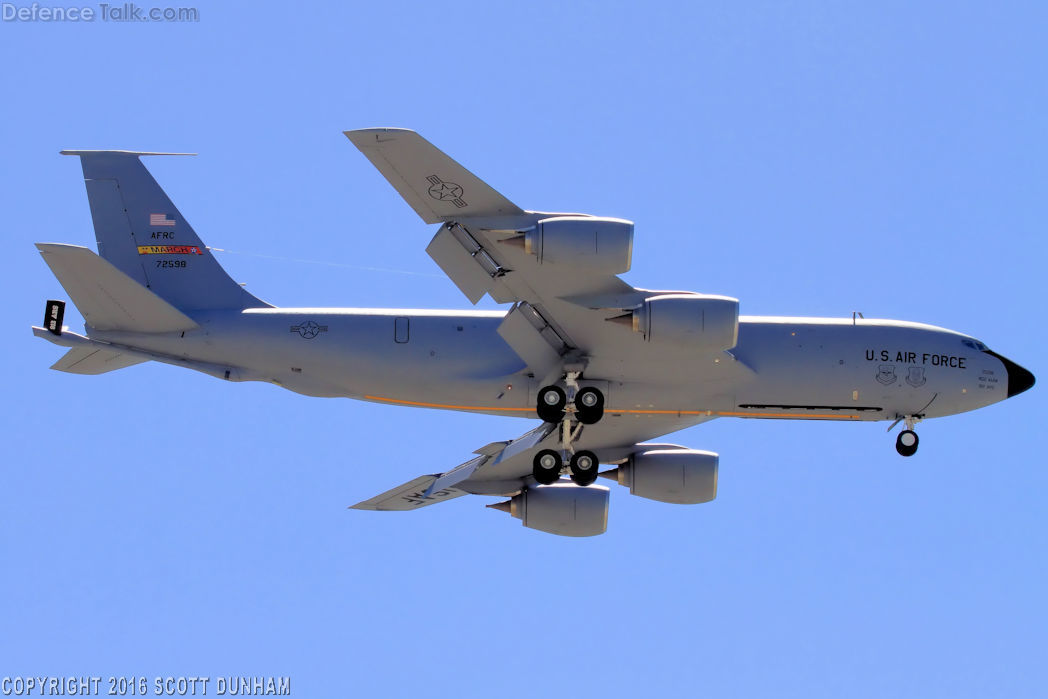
[
  {"left": 51, "top": 346, "right": 147, "bottom": 374},
  {"left": 37, "top": 243, "right": 198, "bottom": 333},
  {"left": 350, "top": 475, "right": 468, "bottom": 511},
  {"left": 33, "top": 326, "right": 248, "bottom": 383},
  {"left": 345, "top": 128, "right": 524, "bottom": 224}
]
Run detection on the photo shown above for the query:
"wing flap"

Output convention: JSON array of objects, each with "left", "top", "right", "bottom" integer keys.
[
  {"left": 425, "top": 455, "right": 487, "bottom": 496},
  {"left": 425, "top": 226, "right": 494, "bottom": 304},
  {"left": 496, "top": 303, "right": 564, "bottom": 380}
]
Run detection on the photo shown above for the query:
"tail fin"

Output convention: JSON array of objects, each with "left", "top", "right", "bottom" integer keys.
[{"left": 61, "top": 150, "right": 269, "bottom": 312}]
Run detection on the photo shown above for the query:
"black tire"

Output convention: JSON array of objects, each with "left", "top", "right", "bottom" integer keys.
[
  {"left": 895, "top": 429, "right": 919, "bottom": 457},
  {"left": 574, "top": 387, "right": 605, "bottom": 425},
  {"left": 533, "top": 449, "right": 563, "bottom": 485},
  {"left": 569, "top": 450, "right": 600, "bottom": 486},
  {"left": 536, "top": 385, "right": 567, "bottom": 423}
]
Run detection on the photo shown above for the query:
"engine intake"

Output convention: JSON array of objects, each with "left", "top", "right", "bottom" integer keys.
[
  {"left": 489, "top": 482, "right": 609, "bottom": 537},
  {"left": 503, "top": 216, "right": 634, "bottom": 275},
  {"left": 607, "top": 448, "right": 718, "bottom": 504},
  {"left": 609, "top": 293, "right": 739, "bottom": 351}
]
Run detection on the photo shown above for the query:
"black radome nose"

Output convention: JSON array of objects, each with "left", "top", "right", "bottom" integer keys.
[
  {"left": 985, "top": 350, "right": 1035, "bottom": 398},
  {"left": 1007, "top": 361, "right": 1036, "bottom": 397}
]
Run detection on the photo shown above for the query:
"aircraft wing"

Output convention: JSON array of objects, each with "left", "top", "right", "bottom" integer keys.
[
  {"left": 349, "top": 475, "right": 470, "bottom": 511},
  {"left": 345, "top": 128, "right": 525, "bottom": 224},
  {"left": 351, "top": 424, "right": 554, "bottom": 510},
  {"left": 351, "top": 413, "right": 713, "bottom": 509},
  {"left": 345, "top": 129, "right": 674, "bottom": 384}
]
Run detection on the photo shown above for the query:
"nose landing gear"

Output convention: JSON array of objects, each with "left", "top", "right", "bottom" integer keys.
[
  {"left": 893, "top": 415, "right": 921, "bottom": 457},
  {"left": 896, "top": 430, "right": 919, "bottom": 457}
]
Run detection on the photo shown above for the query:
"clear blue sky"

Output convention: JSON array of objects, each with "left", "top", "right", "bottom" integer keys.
[{"left": 2, "top": 2, "right": 1045, "bottom": 697}]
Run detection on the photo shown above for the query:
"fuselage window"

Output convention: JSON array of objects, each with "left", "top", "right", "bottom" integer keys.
[{"left": 394, "top": 317, "right": 410, "bottom": 343}]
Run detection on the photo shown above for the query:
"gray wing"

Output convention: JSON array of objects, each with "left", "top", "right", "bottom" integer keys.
[
  {"left": 343, "top": 128, "right": 722, "bottom": 509},
  {"left": 351, "top": 414, "right": 713, "bottom": 508},
  {"left": 345, "top": 128, "right": 684, "bottom": 385},
  {"left": 344, "top": 128, "right": 524, "bottom": 223}
]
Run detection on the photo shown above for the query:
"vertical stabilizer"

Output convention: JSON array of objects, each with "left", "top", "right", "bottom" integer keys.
[{"left": 61, "top": 150, "right": 269, "bottom": 312}]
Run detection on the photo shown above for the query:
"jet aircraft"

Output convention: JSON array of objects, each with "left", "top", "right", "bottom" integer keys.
[{"left": 35, "top": 129, "right": 1035, "bottom": 536}]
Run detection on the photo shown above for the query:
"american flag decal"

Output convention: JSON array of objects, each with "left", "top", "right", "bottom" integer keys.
[{"left": 150, "top": 213, "right": 176, "bottom": 227}]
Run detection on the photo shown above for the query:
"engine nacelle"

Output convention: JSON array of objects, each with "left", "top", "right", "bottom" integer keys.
[
  {"left": 615, "top": 448, "right": 718, "bottom": 504},
  {"left": 614, "top": 293, "right": 739, "bottom": 351},
  {"left": 508, "top": 216, "right": 634, "bottom": 275},
  {"left": 495, "top": 482, "right": 610, "bottom": 537}
]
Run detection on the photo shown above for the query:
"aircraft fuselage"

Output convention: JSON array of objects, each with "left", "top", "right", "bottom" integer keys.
[{"left": 88, "top": 309, "right": 1015, "bottom": 424}]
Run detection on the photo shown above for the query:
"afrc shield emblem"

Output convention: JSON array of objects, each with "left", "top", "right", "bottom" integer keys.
[{"left": 906, "top": 366, "right": 927, "bottom": 387}]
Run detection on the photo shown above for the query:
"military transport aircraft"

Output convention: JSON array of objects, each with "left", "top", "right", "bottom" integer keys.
[{"left": 35, "top": 129, "right": 1034, "bottom": 537}]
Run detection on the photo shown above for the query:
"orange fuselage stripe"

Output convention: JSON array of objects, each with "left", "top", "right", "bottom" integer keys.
[{"left": 361, "top": 395, "right": 862, "bottom": 420}]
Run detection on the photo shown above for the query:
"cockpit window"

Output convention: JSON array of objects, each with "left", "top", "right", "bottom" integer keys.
[{"left": 962, "top": 339, "right": 988, "bottom": 351}]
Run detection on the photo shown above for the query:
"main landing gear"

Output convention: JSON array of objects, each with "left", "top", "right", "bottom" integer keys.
[
  {"left": 894, "top": 415, "right": 921, "bottom": 457},
  {"left": 532, "top": 449, "right": 562, "bottom": 485},
  {"left": 536, "top": 386, "right": 567, "bottom": 423},
  {"left": 569, "top": 450, "right": 599, "bottom": 486},
  {"left": 535, "top": 384, "right": 604, "bottom": 425},
  {"left": 574, "top": 387, "right": 604, "bottom": 425},
  {"left": 531, "top": 373, "right": 605, "bottom": 485},
  {"left": 531, "top": 448, "right": 600, "bottom": 486}
]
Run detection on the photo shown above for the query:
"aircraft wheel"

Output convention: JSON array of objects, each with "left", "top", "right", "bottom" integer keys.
[
  {"left": 574, "top": 387, "right": 605, "bottom": 425},
  {"left": 537, "top": 386, "right": 567, "bottom": 423},
  {"left": 569, "top": 450, "right": 599, "bottom": 486},
  {"left": 896, "top": 430, "right": 919, "bottom": 457},
  {"left": 533, "top": 449, "right": 563, "bottom": 485}
]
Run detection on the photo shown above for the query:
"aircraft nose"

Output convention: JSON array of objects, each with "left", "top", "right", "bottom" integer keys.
[
  {"left": 1006, "top": 359, "right": 1036, "bottom": 397},
  {"left": 985, "top": 350, "right": 1035, "bottom": 398}
]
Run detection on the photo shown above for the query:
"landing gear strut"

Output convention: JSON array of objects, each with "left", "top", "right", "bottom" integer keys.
[
  {"left": 531, "top": 374, "right": 605, "bottom": 485},
  {"left": 894, "top": 416, "right": 921, "bottom": 457}
]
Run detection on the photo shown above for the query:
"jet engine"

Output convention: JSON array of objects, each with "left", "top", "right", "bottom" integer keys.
[
  {"left": 605, "top": 447, "right": 718, "bottom": 504},
  {"left": 488, "top": 482, "right": 610, "bottom": 537},
  {"left": 502, "top": 216, "right": 634, "bottom": 275},
  {"left": 610, "top": 293, "right": 739, "bottom": 351}
]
